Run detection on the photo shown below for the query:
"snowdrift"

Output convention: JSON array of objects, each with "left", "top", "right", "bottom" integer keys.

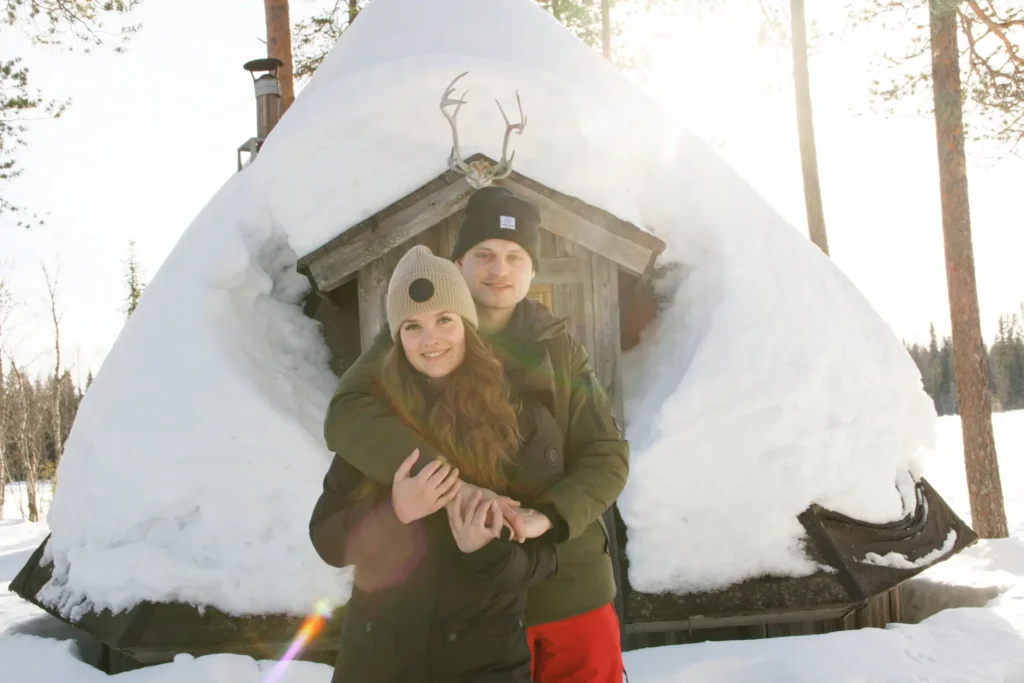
[{"left": 40, "top": 0, "right": 936, "bottom": 617}]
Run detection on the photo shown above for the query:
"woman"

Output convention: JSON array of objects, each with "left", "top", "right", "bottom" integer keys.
[{"left": 309, "top": 246, "right": 566, "bottom": 683}]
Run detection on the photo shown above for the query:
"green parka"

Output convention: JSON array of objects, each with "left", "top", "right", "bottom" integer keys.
[{"left": 323, "top": 299, "right": 629, "bottom": 626}]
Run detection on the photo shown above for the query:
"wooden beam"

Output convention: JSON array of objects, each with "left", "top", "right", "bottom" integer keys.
[
  {"left": 357, "top": 258, "right": 388, "bottom": 351},
  {"left": 578, "top": 249, "right": 596, "bottom": 363},
  {"left": 591, "top": 255, "right": 623, "bottom": 424},
  {"left": 625, "top": 606, "right": 854, "bottom": 634},
  {"left": 532, "top": 257, "right": 581, "bottom": 285},
  {"left": 499, "top": 177, "right": 654, "bottom": 275},
  {"left": 306, "top": 177, "right": 474, "bottom": 292},
  {"left": 439, "top": 213, "right": 462, "bottom": 258}
]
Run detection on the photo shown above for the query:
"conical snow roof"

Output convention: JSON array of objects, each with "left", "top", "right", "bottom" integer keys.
[{"left": 41, "top": 0, "right": 936, "bottom": 618}]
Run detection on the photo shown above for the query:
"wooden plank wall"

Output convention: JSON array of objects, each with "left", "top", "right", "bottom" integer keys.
[
  {"left": 623, "top": 586, "right": 905, "bottom": 652},
  {"left": 539, "top": 231, "right": 624, "bottom": 423},
  {"left": 351, "top": 220, "right": 625, "bottom": 427}
]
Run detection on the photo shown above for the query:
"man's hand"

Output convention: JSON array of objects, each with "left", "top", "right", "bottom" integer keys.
[
  {"left": 447, "top": 489, "right": 502, "bottom": 553},
  {"left": 391, "top": 450, "right": 461, "bottom": 524},
  {"left": 511, "top": 508, "right": 553, "bottom": 540},
  {"left": 458, "top": 482, "right": 526, "bottom": 541}
]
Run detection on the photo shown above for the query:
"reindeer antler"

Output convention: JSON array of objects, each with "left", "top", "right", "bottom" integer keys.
[
  {"left": 488, "top": 91, "right": 527, "bottom": 182},
  {"left": 439, "top": 72, "right": 527, "bottom": 188},
  {"left": 440, "top": 71, "right": 472, "bottom": 175}
]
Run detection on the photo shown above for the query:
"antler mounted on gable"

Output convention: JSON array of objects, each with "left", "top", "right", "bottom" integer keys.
[{"left": 440, "top": 72, "right": 527, "bottom": 189}]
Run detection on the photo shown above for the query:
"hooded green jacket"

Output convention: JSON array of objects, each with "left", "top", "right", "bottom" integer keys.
[{"left": 323, "top": 299, "right": 629, "bottom": 626}]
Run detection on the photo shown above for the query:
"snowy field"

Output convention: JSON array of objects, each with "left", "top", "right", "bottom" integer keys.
[{"left": 0, "top": 411, "right": 1022, "bottom": 682}]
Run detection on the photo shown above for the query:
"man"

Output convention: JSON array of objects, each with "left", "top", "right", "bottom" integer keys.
[{"left": 322, "top": 186, "right": 629, "bottom": 682}]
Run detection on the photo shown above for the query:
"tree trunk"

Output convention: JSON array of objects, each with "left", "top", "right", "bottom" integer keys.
[
  {"left": 264, "top": 0, "right": 295, "bottom": 112},
  {"left": 929, "top": 0, "right": 1007, "bottom": 538},
  {"left": 11, "top": 365, "right": 37, "bottom": 523},
  {"left": 25, "top": 451, "right": 38, "bottom": 523},
  {"left": 601, "top": 0, "right": 612, "bottom": 61},
  {"left": 0, "top": 372, "right": 6, "bottom": 520},
  {"left": 791, "top": 0, "right": 829, "bottom": 256},
  {"left": 349, "top": 0, "right": 359, "bottom": 25},
  {"left": 46, "top": 268, "right": 62, "bottom": 492}
]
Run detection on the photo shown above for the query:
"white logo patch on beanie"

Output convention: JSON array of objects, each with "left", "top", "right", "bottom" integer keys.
[{"left": 499, "top": 215, "right": 516, "bottom": 230}]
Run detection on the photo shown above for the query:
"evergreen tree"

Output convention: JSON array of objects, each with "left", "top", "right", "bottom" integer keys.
[
  {"left": 990, "top": 313, "right": 1024, "bottom": 412},
  {"left": 852, "top": 0, "right": 1024, "bottom": 154},
  {"left": 2, "top": 1, "right": 143, "bottom": 225},
  {"left": 292, "top": 0, "right": 653, "bottom": 79},
  {"left": 122, "top": 239, "right": 146, "bottom": 319}
]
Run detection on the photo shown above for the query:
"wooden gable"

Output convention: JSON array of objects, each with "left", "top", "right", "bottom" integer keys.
[{"left": 296, "top": 153, "right": 666, "bottom": 293}]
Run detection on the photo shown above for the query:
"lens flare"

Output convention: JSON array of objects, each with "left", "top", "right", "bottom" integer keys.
[{"left": 260, "top": 599, "right": 334, "bottom": 683}]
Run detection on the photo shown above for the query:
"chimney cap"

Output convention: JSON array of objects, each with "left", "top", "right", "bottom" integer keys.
[{"left": 243, "top": 57, "right": 284, "bottom": 74}]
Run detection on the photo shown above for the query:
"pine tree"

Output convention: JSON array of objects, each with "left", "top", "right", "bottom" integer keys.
[
  {"left": 991, "top": 315, "right": 1011, "bottom": 411},
  {"left": 292, "top": 1, "right": 657, "bottom": 79},
  {"left": 790, "top": 0, "right": 828, "bottom": 255},
  {"left": 1003, "top": 312, "right": 1024, "bottom": 411},
  {"left": 0, "top": 274, "right": 9, "bottom": 516},
  {"left": 122, "top": 239, "right": 146, "bottom": 319},
  {"left": 0, "top": 367, "right": 5, "bottom": 517},
  {"left": 853, "top": 0, "right": 1024, "bottom": 153},
  {"left": 928, "top": 0, "right": 1006, "bottom": 539},
  {"left": 265, "top": 0, "right": 295, "bottom": 111},
  {"left": 2, "top": 1, "right": 143, "bottom": 225}
]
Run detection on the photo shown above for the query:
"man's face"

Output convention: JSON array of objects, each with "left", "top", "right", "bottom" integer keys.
[{"left": 456, "top": 239, "right": 536, "bottom": 312}]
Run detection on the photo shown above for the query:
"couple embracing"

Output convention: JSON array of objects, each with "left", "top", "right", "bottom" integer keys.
[{"left": 309, "top": 186, "right": 629, "bottom": 682}]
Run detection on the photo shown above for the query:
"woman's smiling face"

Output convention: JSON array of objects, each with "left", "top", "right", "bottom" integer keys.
[{"left": 398, "top": 309, "right": 467, "bottom": 379}]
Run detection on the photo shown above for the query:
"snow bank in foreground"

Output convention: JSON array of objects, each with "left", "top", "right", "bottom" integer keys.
[
  {"left": 622, "top": 580, "right": 1024, "bottom": 683},
  {"left": 40, "top": 0, "right": 937, "bottom": 613},
  {"left": 4, "top": 414, "right": 1023, "bottom": 682},
  {"left": 0, "top": 635, "right": 332, "bottom": 683}
]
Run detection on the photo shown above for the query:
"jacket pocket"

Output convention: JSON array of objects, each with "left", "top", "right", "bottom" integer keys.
[
  {"left": 334, "top": 612, "right": 376, "bottom": 681},
  {"left": 436, "top": 616, "right": 531, "bottom": 682}
]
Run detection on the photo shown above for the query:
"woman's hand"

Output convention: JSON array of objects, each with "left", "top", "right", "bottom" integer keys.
[
  {"left": 447, "top": 489, "right": 502, "bottom": 553},
  {"left": 391, "top": 449, "right": 461, "bottom": 524},
  {"left": 458, "top": 482, "right": 527, "bottom": 541}
]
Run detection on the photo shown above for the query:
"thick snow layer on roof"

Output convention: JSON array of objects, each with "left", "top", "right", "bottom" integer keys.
[
  {"left": 253, "top": 0, "right": 666, "bottom": 258},
  {"left": 615, "top": 126, "right": 936, "bottom": 592},
  {"left": 39, "top": 0, "right": 936, "bottom": 615},
  {"left": 41, "top": 177, "right": 351, "bottom": 617}
]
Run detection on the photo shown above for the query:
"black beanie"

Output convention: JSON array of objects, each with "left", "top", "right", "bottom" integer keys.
[{"left": 451, "top": 186, "right": 542, "bottom": 269}]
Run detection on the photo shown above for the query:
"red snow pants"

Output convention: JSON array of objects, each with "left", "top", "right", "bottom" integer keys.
[{"left": 527, "top": 603, "right": 624, "bottom": 683}]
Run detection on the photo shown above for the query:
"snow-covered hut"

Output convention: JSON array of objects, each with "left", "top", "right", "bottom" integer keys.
[{"left": 13, "top": 0, "right": 976, "bottom": 672}]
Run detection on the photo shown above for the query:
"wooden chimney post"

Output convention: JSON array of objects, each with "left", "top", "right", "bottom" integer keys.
[{"left": 264, "top": 0, "right": 295, "bottom": 112}]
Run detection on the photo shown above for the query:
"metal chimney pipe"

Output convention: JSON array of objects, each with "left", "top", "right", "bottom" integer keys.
[
  {"left": 245, "top": 57, "right": 284, "bottom": 139},
  {"left": 238, "top": 57, "right": 285, "bottom": 170}
]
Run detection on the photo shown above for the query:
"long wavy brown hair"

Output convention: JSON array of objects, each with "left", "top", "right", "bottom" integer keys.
[{"left": 369, "top": 322, "right": 520, "bottom": 496}]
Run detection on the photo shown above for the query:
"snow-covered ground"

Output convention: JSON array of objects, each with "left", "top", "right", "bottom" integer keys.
[{"left": 1, "top": 411, "right": 1023, "bottom": 681}]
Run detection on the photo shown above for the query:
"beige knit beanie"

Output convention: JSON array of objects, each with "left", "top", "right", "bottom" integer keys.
[{"left": 386, "top": 245, "right": 478, "bottom": 340}]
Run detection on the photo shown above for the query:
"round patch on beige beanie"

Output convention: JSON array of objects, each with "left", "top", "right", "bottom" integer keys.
[{"left": 386, "top": 245, "right": 478, "bottom": 339}]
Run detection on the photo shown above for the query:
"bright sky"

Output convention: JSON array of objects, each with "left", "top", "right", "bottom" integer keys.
[{"left": 2, "top": 0, "right": 1022, "bottom": 381}]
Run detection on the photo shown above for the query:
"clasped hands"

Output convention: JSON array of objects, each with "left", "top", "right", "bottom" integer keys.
[{"left": 391, "top": 449, "right": 552, "bottom": 552}]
